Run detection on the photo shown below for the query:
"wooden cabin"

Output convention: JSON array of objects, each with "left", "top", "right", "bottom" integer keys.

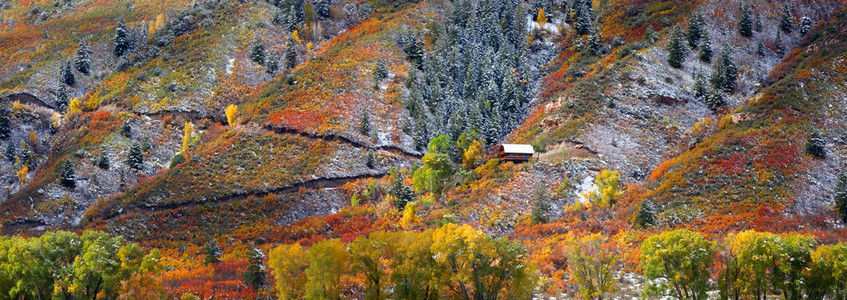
[{"left": 497, "top": 144, "right": 535, "bottom": 163}]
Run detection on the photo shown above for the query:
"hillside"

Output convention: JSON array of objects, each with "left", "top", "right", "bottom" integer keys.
[{"left": 1, "top": 0, "right": 847, "bottom": 298}]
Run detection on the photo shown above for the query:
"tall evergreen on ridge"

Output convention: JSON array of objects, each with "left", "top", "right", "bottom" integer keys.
[
  {"left": 780, "top": 4, "right": 793, "bottom": 33},
  {"left": 667, "top": 25, "right": 687, "bottom": 69},
  {"left": 687, "top": 11, "right": 705, "bottom": 48},
  {"left": 699, "top": 29, "right": 712, "bottom": 62},
  {"left": 75, "top": 40, "right": 91, "bottom": 75},
  {"left": 738, "top": 2, "right": 754, "bottom": 37}
]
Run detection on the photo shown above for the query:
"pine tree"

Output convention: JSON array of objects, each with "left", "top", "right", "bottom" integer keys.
[
  {"left": 754, "top": 12, "right": 762, "bottom": 32},
  {"left": 203, "top": 239, "right": 222, "bottom": 265},
  {"left": 687, "top": 11, "right": 705, "bottom": 48},
  {"left": 775, "top": 30, "right": 785, "bottom": 56},
  {"left": 126, "top": 141, "right": 143, "bottom": 170},
  {"left": 0, "top": 109, "right": 11, "bottom": 140},
  {"left": 59, "top": 159, "right": 75, "bottom": 189},
  {"left": 738, "top": 2, "right": 754, "bottom": 38},
  {"left": 667, "top": 25, "right": 687, "bottom": 69},
  {"left": 693, "top": 72, "right": 707, "bottom": 99},
  {"left": 75, "top": 40, "right": 91, "bottom": 75},
  {"left": 265, "top": 57, "right": 279, "bottom": 74},
  {"left": 799, "top": 16, "right": 812, "bottom": 35},
  {"left": 314, "top": 0, "right": 331, "bottom": 18},
  {"left": 251, "top": 39, "right": 266, "bottom": 65},
  {"left": 284, "top": 38, "right": 297, "bottom": 69},
  {"left": 587, "top": 26, "right": 601, "bottom": 55},
  {"left": 97, "top": 149, "right": 109, "bottom": 170},
  {"left": 273, "top": 7, "right": 286, "bottom": 25},
  {"left": 635, "top": 200, "right": 655, "bottom": 228},
  {"left": 62, "top": 61, "right": 75, "bottom": 86},
  {"left": 572, "top": 0, "right": 593, "bottom": 35},
  {"left": 243, "top": 246, "right": 266, "bottom": 290},
  {"left": 835, "top": 172, "right": 847, "bottom": 224},
  {"left": 5, "top": 141, "right": 14, "bottom": 162},
  {"left": 805, "top": 130, "right": 826, "bottom": 158},
  {"left": 757, "top": 41, "right": 766, "bottom": 56},
  {"left": 780, "top": 4, "right": 793, "bottom": 33},
  {"left": 710, "top": 46, "right": 738, "bottom": 94},
  {"left": 360, "top": 110, "right": 371, "bottom": 136},
  {"left": 286, "top": 5, "right": 299, "bottom": 31},
  {"left": 121, "top": 121, "right": 131, "bottom": 137},
  {"left": 56, "top": 84, "right": 69, "bottom": 111},
  {"left": 530, "top": 184, "right": 549, "bottom": 225},
  {"left": 372, "top": 59, "right": 388, "bottom": 82},
  {"left": 705, "top": 88, "right": 727, "bottom": 111},
  {"left": 114, "top": 21, "right": 131, "bottom": 57}
]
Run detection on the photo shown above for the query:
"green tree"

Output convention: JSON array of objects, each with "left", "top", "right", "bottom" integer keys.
[
  {"left": 799, "top": 16, "right": 813, "bottom": 35},
  {"left": 59, "top": 159, "right": 76, "bottom": 189},
  {"left": 412, "top": 152, "right": 454, "bottom": 194},
  {"left": 360, "top": 110, "right": 371, "bottom": 136},
  {"left": 807, "top": 242, "right": 847, "bottom": 299},
  {"left": 530, "top": 184, "right": 549, "bottom": 224},
  {"left": 75, "top": 40, "right": 91, "bottom": 75},
  {"left": 587, "top": 170, "right": 621, "bottom": 207},
  {"left": 243, "top": 245, "right": 267, "bottom": 290},
  {"left": 203, "top": 239, "right": 222, "bottom": 265},
  {"left": 834, "top": 172, "right": 847, "bottom": 224},
  {"left": 687, "top": 11, "right": 705, "bottom": 48},
  {"left": 780, "top": 4, "right": 793, "bottom": 33},
  {"left": 805, "top": 130, "right": 826, "bottom": 158},
  {"left": 305, "top": 239, "right": 350, "bottom": 299},
  {"left": 757, "top": 41, "right": 766, "bottom": 56},
  {"left": 389, "top": 171, "right": 415, "bottom": 211},
  {"left": 667, "top": 25, "right": 688, "bottom": 68},
  {"left": 723, "top": 231, "right": 816, "bottom": 300},
  {"left": 710, "top": 46, "right": 738, "bottom": 94},
  {"left": 114, "top": 21, "right": 131, "bottom": 57},
  {"left": 699, "top": 29, "right": 713, "bottom": 62},
  {"left": 373, "top": 59, "right": 388, "bottom": 82},
  {"left": 126, "top": 141, "right": 143, "bottom": 170},
  {"left": 641, "top": 229, "right": 713, "bottom": 300},
  {"left": 284, "top": 38, "right": 297, "bottom": 69},
  {"left": 349, "top": 232, "right": 393, "bottom": 300},
  {"left": 0, "top": 108, "right": 10, "bottom": 140},
  {"left": 62, "top": 60, "right": 75, "bottom": 86},
  {"left": 251, "top": 39, "right": 266, "bottom": 65},
  {"left": 738, "top": 2, "right": 754, "bottom": 37},
  {"left": 97, "top": 148, "right": 110, "bottom": 170},
  {"left": 634, "top": 199, "right": 655, "bottom": 228},
  {"left": 775, "top": 30, "right": 785, "bottom": 56}
]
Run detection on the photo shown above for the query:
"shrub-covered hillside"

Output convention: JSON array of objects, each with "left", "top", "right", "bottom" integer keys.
[{"left": 1, "top": 0, "right": 847, "bottom": 298}]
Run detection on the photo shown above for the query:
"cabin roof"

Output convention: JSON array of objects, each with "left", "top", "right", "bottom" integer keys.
[{"left": 500, "top": 144, "right": 535, "bottom": 154}]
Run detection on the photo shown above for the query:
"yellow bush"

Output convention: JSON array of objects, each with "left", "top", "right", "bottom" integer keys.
[{"left": 225, "top": 104, "right": 238, "bottom": 127}]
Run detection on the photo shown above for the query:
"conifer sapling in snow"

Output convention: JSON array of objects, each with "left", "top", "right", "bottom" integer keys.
[
  {"left": 667, "top": 25, "right": 687, "bottom": 68},
  {"left": 775, "top": 30, "right": 785, "bottom": 56},
  {"left": 780, "top": 4, "right": 793, "bottom": 33},
  {"left": 75, "top": 40, "right": 91, "bottom": 75},
  {"left": 687, "top": 11, "right": 705, "bottom": 48},
  {"left": 60, "top": 159, "right": 75, "bottom": 189},
  {"left": 738, "top": 2, "right": 754, "bottom": 38},
  {"left": 805, "top": 130, "right": 826, "bottom": 158},
  {"left": 114, "top": 21, "right": 131, "bottom": 57},
  {"left": 251, "top": 39, "right": 266, "bottom": 65},
  {"left": 699, "top": 29, "right": 712, "bottom": 62},
  {"left": 799, "top": 16, "right": 812, "bottom": 35},
  {"left": 62, "top": 61, "right": 75, "bottom": 86},
  {"left": 203, "top": 239, "right": 222, "bottom": 265},
  {"left": 126, "top": 141, "right": 143, "bottom": 170}
]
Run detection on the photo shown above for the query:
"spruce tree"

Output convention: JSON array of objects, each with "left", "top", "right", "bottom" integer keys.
[
  {"left": 738, "top": 2, "right": 753, "bottom": 38},
  {"left": 705, "top": 89, "right": 727, "bottom": 111},
  {"left": 710, "top": 46, "right": 738, "bottom": 94},
  {"left": 693, "top": 72, "right": 707, "bottom": 99},
  {"left": 799, "top": 16, "right": 812, "bottom": 35},
  {"left": 757, "top": 41, "right": 766, "bottom": 56},
  {"left": 114, "top": 21, "right": 131, "bottom": 57},
  {"left": 835, "top": 172, "right": 847, "bottom": 224},
  {"left": 97, "top": 149, "right": 109, "bottom": 170},
  {"left": 587, "top": 26, "right": 601, "bottom": 55},
  {"left": 286, "top": 5, "right": 299, "bottom": 31},
  {"left": 700, "top": 30, "right": 714, "bottom": 62},
  {"left": 243, "top": 246, "right": 266, "bottom": 290},
  {"left": 780, "top": 4, "right": 793, "bottom": 33},
  {"left": 203, "top": 239, "right": 222, "bottom": 265},
  {"left": 687, "top": 11, "right": 705, "bottom": 48},
  {"left": 314, "top": 0, "right": 331, "bottom": 18},
  {"left": 75, "top": 40, "right": 91, "bottom": 75},
  {"left": 530, "top": 184, "right": 549, "bottom": 225},
  {"left": 265, "top": 57, "right": 279, "bottom": 74},
  {"left": 62, "top": 61, "right": 75, "bottom": 86},
  {"left": 0, "top": 108, "right": 11, "bottom": 140},
  {"left": 805, "top": 130, "right": 826, "bottom": 158},
  {"left": 635, "top": 200, "right": 655, "bottom": 228},
  {"left": 250, "top": 39, "right": 266, "bottom": 65},
  {"left": 56, "top": 84, "right": 69, "bottom": 111},
  {"left": 5, "top": 141, "right": 14, "bottom": 162},
  {"left": 775, "top": 30, "right": 785, "bottom": 56},
  {"left": 59, "top": 159, "right": 75, "bottom": 189},
  {"left": 572, "top": 0, "right": 593, "bottom": 35},
  {"left": 126, "top": 141, "right": 143, "bottom": 170},
  {"left": 284, "top": 38, "right": 297, "bottom": 69},
  {"left": 272, "top": 7, "right": 285, "bottom": 25},
  {"left": 360, "top": 110, "right": 371, "bottom": 136},
  {"left": 121, "top": 121, "right": 131, "bottom": 137},
  {"left": 754, "top": 12, "right": 762, "bottom": 32},
  {"left": 667, "top": 25, "right": 687, "bottom": 69}
]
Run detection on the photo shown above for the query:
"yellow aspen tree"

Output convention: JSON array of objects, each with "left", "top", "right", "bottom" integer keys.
[{"left": 225, "top": 104, "right": 238, "bottom": 127}]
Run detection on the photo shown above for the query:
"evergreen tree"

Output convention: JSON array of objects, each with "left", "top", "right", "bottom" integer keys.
[
  {"left": 126, "top": 141, "right": 143, "bottom": 170},
  {"left": 114, "top": 21, "right": 131, "bottom": 57},
  {"left": 799, "top": 16, "right": 812, "bottom": 35},
  {"left": 314, "top": 0, "right": 331, "bottom": 18},
  {"left": 757, "top": 41, "right": 766, "bottom": 56},
  {"left": 5, "top": 141, "right": 14, "bottom": 162},
  {"left": 780, "top": 4, "right": 793, "bottom": 33},
  {"left": 572, "top": 0, "right": 593, "bottom": 35},
  {"left": 121, "top": 121, "right": 131, "bottom": 137},
  {"left": 0, "top": 108, "right": 11, "bottom": 140},
  {"left": 635, "top": 200, "right": 655, "bottom": 228},
  {"left": 667, "top": 25, "right": 687, "bottom": 69},
  {"left": 61, "top": 61, "right": 75, "bottom": 86},
  {"left": 56, "top": 84, "right": 69, "bottom": 111},
  {"left": 754, "top": 11, "right": 762, "bottom": 32},
  {"left": 360, "top": 110, "right": 371, "bottom": 136},
  {"left": 272, "top": 7, "right": 286, "bottom": 25},
  {"left": 389, "top": 173, "right": 414, "bottom": 211},
  {"left": 738, "top": 2, "right": 754, "bottom": 38},
  {"left": 699, "top": 30, "right": 713, "bottom": 62},
  {"left": 835, "top": 172, "right": 847, "bottom": 224},
  {"left": 687, "top": 11, "right": 705, "bottom": 48},
  {"left": 587, "top": 26, "right": 601, "bottom": 55},
  {"left": 250, "top": 39, "right": 266, "bottom": 65},
  {"left": 530, "top": 184, "right": 549, "bottom": 225},
  {"left": 286, "top": 5, "right": 299, "bottom": 31},
  {"left": 705, "top": 89, "right": 727, "bottom": 112},
  {"left": 75, "top": 40, "right": 91, "bottom": 75},
  {"left": 775, "top": 30, "right": 785, "bottom": 56},
  {"left": 805, "top": 130, "right": 826, "bottom": 158},
  {"left": 97, "top": 149, "right": 109, "bottom": 170},
  {"left": 243, "top": 245, "right": 267, "bottom": 290},
  {"left": 693, "top": 72, "right": 707, "bottom": 99},
  {"left": 372, "top": 59, "right": 388, "bottom": 82},
  {"left": 203, "top": 239, "right": 222, "bottom": 265},
  {"left": 59, "top": 159, "right": 75, "bottom": 189},
  {"left": 265, "top": 57, "right": 279, "bottom": 74},
  {"left": 284, "top": 38, "right": 297, "bottom": 69},
  {"left": 710, "top": 46, "right": 738, "bottom": 94}
]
